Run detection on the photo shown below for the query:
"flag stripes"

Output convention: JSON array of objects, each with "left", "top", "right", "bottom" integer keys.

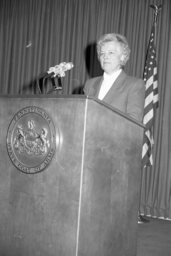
[
  {"left": 142, "top": 23, "right": 159, "bottom": 167},
  {"left": 142, "top": 130, "right": 154, "bottom": 165}
]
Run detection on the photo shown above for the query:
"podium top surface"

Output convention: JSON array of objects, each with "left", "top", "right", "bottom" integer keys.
[{"left": 0, "top": 94, "right": 144, "bottom": 128}]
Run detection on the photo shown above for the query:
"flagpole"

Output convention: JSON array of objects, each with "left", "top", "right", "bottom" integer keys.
[{"left": 150, "top": 4, "right": 162, "bottom": 44}]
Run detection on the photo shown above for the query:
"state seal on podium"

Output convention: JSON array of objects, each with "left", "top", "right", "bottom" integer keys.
[{"left": 6, "top": 106, "right": 56, "bottom": 174}]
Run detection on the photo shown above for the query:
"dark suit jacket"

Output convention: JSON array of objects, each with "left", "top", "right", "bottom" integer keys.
[{"left": 84, "top": 70, "right": 145, "bottom": 122}]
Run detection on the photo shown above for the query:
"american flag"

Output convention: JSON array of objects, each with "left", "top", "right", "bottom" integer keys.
[{"left": 142, "top": 23, "right": 159, "bottom": 167}]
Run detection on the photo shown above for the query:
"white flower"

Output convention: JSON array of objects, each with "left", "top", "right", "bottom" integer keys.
[{"left": 47, "top": 62, "right": 74, "bottom": 77}]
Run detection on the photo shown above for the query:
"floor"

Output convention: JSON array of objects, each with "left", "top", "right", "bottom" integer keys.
[{"left": 137, "top": 217, "right": 171, "bottom": 256}]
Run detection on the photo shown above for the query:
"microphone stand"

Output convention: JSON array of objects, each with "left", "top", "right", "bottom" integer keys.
[
  {"left": 36, "top": 72, "right": 63, "bottom": 94},
  {"left": 47, "top": 76, "right": 63, "bottom": 94}
]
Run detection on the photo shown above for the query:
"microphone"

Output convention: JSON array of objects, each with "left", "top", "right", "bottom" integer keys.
[{"left": 37, "top": 71, "right": 53, "bottom": 80}]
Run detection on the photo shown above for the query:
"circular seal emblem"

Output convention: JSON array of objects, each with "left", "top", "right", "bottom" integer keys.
[{"left": 6, "top": 106, "right": 56, "bottom": 174}]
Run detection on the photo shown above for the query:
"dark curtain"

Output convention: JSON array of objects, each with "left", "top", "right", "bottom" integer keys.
[{"left": 0, "top": 0, "right": 171, "bottom": 218}]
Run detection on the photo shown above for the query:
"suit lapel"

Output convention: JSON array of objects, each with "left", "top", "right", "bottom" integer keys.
[
  {"left": 92, "top": 77, "right": 103, "bottom": 97},
  {"left": 103, "top": 71, "right": 127, "bottom": 102}
]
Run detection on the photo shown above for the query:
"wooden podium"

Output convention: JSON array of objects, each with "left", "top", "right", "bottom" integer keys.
[{"left": 0, "top": 95, "right": 144, "bottom": 256}]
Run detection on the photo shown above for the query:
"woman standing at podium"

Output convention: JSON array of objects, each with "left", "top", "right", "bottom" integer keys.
[{"left": 83, "top": 33, "right": 145, "bottom": 122}]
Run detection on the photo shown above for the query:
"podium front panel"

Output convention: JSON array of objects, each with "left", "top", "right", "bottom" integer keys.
[{"left": 0, "top": 96, "right": 86, "bottom": 256}]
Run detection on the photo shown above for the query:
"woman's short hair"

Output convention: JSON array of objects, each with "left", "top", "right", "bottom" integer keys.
[{"left": 96, "top": 33, "right": 131, "bottom": 66}]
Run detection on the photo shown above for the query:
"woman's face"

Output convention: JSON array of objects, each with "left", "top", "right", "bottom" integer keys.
[{"left": 99, "top": 41, "right": 123, "bottom": 74}]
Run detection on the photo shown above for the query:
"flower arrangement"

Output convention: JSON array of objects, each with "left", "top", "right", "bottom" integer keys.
[{"left": 47, "top": 62, "right": 74, "bottom": 78}]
